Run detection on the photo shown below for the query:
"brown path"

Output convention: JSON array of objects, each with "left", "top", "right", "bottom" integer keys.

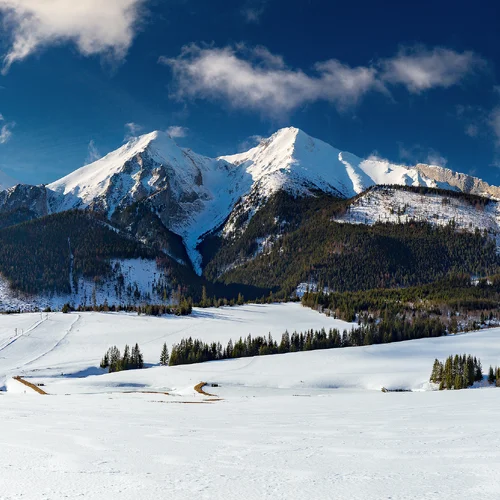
[
  {"left": 14, "top": 376, "right": 48, "bottom": 395},
  {"left": 194, "top": 382, "right": 218, "bottom": 397}
]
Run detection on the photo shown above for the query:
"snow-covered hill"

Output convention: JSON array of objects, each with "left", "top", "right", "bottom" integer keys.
[
  {"left": 2, "top": 305, "right": 500, "bottom": 499},
  {"left": 334, "top": 186, "right": 500, "bottom": 238}
]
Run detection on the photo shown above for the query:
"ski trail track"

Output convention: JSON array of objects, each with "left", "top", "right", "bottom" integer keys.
[
  {"left": 0, "top": 316, "right": 49, "bottom": 353},
  {"left": 21, "top": 314, "right": 81, "bottom": 370}
]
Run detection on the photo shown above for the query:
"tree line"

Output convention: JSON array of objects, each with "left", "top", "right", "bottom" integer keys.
[
  {"left": 301, "top": 273, "right": 500, "bottom": 326},
  {"left": 167, "top": 315, "right": 446, "bottom": 367}
]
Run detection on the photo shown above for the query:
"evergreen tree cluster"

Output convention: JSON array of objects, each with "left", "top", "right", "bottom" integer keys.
[
  {"left": 430, "top": 355, "right": 483, "bottom": 390},
  {"left": 100, "top": 343, "right": 144, "bottom": 373},
  {"left": 168, "top": 315, "right": 447, "bottom": 367},
  {"left": 487, "top": 365, "right": 500, "bottom": 386},
  {"left": 59, "top": 298, "right": 193, "bottom": 316},
  {"left": 301, "top": 274, "right": 500, "bottom": 325}
]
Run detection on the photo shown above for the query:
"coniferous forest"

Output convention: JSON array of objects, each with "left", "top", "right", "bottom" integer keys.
[
  {"left": 167, "top": 315, "right": 446, "bottom": 366},
  {"left": 201, "top": 190, "right": 499, "bottom": 297}
]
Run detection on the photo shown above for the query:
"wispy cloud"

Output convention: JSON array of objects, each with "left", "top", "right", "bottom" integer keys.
[
  {"left": 166, "top": 125, "right": 188, "bottom": 138},
  {"left": 381, "top": 46, "right": 484, "bottom": 93},
  {"left": 238, "top": 134, "right": 265, "bottom": 152},
  {"left": 162, "top": 44, "right": 384, "bottom": 116},
  {"left": 464, "top": 123, "right": 479, "bottom": 138},
  {"left": 0, "top": 114, "right": 13, "bottom": 144},
  {"left": 162, "top": 44, "right": 483, "bottom": 116},
  {"left": 398, "top": 143, "right": 447, "bottom": 167},
  {"left": 85, "top": 139, "right": 101, "bottom": 164},
  {"left": 241, "top": 0, "right": 268, "bottom": 23},
  {"left": 124, "top": 122, "right": 143, "bottom": 140},
  {"left": 0, "top": 0, "right": 148, "bottom": 73}
]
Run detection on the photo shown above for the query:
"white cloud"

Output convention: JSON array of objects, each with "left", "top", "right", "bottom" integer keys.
[
  {"left": 398, "top": 143, "right": 447, "bottom": 167},
  {"left": 241, "top": 0, "right": 268, "bottom": 23},
  {"left": 0, "top": 114, "right": 13, "bottom": 144},
  {"left": 381, "top": 46, "right": 484, "bottom": 93},
  {"left": 426, "top": 149, "right": 448, "bottom": 167},
  {"left": 0, "top": 123, "right": 12, "bottom": 144},
  {"left": 238, "top": 134, "right": 265, "bottom": 152},
  {"left": 0, "top": 0, "right": 147, "bottom": 72},
  {"left": 166, "top": 125, "right": 188, "bottom": 138},
  {"left": 161, "top": 44, "right": 383, "bottom": 116},
  {"left": 124, "top": 122, "right": 143, "bottom": 140},
  {"left": 85, "top": 139, "right": 101, "bottom": 164},
  {"left": 163, "top": 44, "right": 483, "bottom": 116}
]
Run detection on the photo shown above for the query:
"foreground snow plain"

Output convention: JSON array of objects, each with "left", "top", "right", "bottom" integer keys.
[{"left": 1, "top": 303, "right": 500, "bottom": 499}]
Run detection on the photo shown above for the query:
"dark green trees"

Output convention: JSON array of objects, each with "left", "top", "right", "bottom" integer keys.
[
  {"left": 430, "top": 355, "right": 484, "bottom": 390},
  {"left": 160, "top": 342, "right": 169, "bottom": 366},
  {"left": 100, "top": 344, "right": 144, "bottom": 373}
]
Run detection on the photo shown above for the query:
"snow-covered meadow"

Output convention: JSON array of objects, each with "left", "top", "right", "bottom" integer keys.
[{"left": 1, "top": 303, "right": 500, "bottom": 499}]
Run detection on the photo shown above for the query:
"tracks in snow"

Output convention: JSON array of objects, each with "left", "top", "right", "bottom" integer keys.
[{"left": 20, "top": 314, "right": 81, "bottom": 370}]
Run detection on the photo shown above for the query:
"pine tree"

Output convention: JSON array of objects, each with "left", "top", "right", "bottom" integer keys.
[
  {"left": 160, "top": 343, "right": 169, "bottom": 366},
  {"left": 488, "top": 366, "right": 496, "bottom": 385},
  {"left": 122, "top": 344, "right": 131, "bottom": 370},
  {"left": 131, "top": 343, "right": 144, "bottom": 369},
  {"left": 430, "top": 359, "right": 443, "bottom": 383},
  {"left": 100, "top": 351, "right": 109, "bottom": 369},
  {"left": 474, "top": 357, "right": 483, "bottom": 382},
  {"left": 108, "top": 346, "right": 121, "bottom": 373},
  {"left": 201, "top": 286, "right": 208, "bottom": 307}
]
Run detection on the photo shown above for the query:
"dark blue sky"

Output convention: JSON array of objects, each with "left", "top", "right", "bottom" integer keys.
[{"left": 0, "top": 0, "right": 499, "bottom": 185}]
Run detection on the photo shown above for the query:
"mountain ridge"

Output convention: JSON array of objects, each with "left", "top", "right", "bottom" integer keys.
[{"left": 0, "top": 127, "right": 499, "bottom": 278}]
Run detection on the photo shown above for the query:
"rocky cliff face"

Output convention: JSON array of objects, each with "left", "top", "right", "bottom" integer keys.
[
  {"left": 415, "top": 164, "right": 500, "bottom": 200},
  {"left": 0, "top": 184, "right": 49, "bottom": 217}
]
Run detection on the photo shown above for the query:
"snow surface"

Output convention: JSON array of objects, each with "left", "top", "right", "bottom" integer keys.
[
  {"left": 220, "top": 127, "right": 452, "bottom": 199},
  {"left": 335, "top": 186, "right": 500, "bottom": 234},
  {"left": 1, "top": 303, "right": 500, "bottom": 498}
]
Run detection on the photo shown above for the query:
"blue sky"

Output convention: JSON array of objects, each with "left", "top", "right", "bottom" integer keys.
[{"left": 0, "top": 0, "right": 499, "bottom": 185}]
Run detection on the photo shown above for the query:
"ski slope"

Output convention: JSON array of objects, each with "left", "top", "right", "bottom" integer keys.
[{"left": 1, "top": 303, "right": 500, "bottom": 499}]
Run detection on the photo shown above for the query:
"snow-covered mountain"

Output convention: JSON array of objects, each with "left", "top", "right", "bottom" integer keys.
[
  {"left": 334, "top": 185, "right": 500, "bottom": 239},
  {"left": 2, "top": 126, "right": 500, "bottom": 273},
  {"left": 220, "top": 127, "right": 449, "bottom": 199}
]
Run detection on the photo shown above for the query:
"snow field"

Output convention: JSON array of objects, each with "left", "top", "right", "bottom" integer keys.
[
  {"left": 1, "top": 388, "right": 500, "bottom": 499},
  {"left": 1, "top": 303, "right": 500, "bottom": 499}
]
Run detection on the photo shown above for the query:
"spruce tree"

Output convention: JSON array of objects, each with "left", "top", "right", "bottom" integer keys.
[
  {"left": 100, "top": 352, "right": 109, "bottom": 369},
  {"left": 122, "top": 344, "right": 131, "bottom": 370},
  {"left": 488, "top": 366, "right": 496, "bottom": 385},
  {"left": 160, "top": 343, "right": 169, "bottom": 366},
  {"left": 132, "top": 343, "right": 144, "bottom": 369}
]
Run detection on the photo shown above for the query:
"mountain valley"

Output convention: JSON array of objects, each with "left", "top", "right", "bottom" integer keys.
[{"left": 0, "top": 127, "right": 499, "bottom": 309}]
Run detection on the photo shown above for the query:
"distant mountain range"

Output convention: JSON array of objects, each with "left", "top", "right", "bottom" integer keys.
[{"left": 0, "top": 127, "right": 499, "bottom": 308}]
